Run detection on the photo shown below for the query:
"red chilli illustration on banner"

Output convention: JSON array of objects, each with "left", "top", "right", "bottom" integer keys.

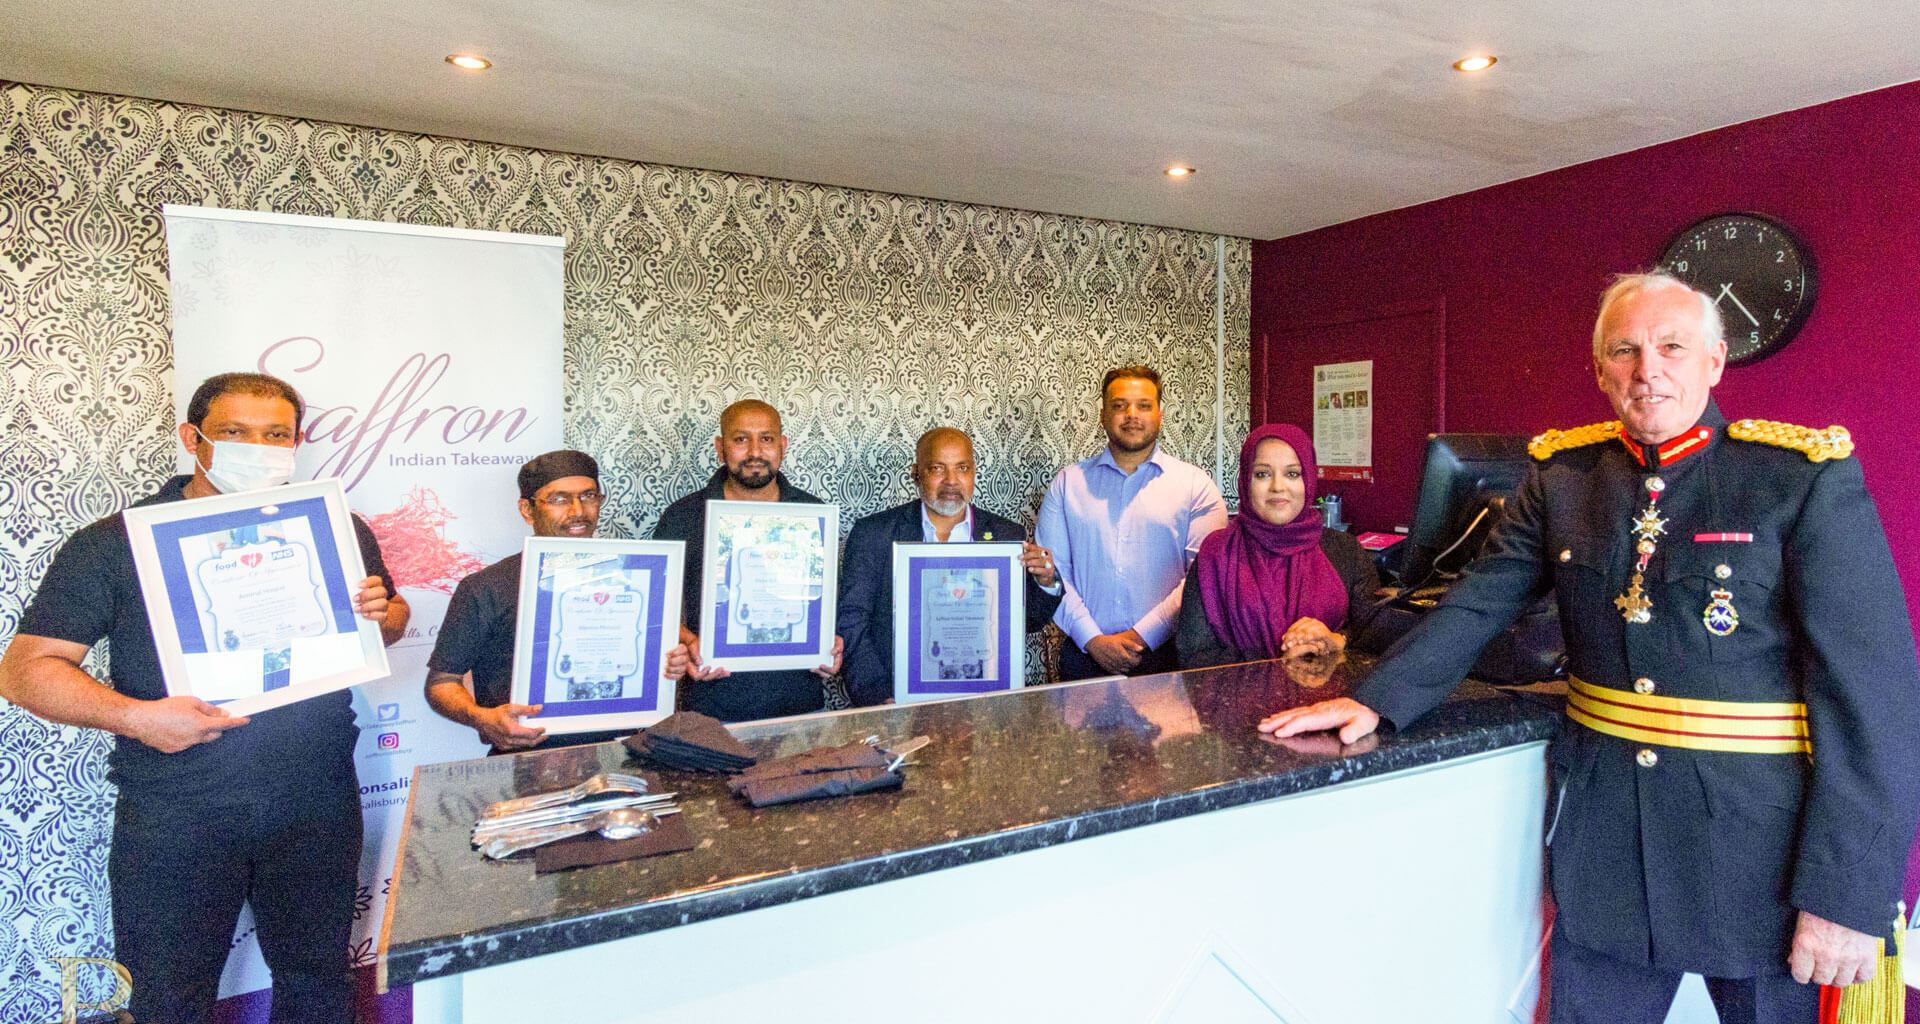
[{"left": 363, "top": 487, "right": 486, "bottom": 592}]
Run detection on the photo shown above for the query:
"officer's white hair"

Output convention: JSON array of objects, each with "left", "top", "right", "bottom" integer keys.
[{"left": 1591, "top": 272, "right": 1725, "bottom": 364}]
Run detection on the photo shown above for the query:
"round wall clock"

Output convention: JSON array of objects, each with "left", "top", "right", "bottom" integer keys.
[{"left": 1657, "top": 212, "right": 1816, "bottom": 364}]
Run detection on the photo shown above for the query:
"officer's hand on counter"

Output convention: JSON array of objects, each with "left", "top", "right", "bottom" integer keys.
[
  {"left": 125, "top": 695, "right": 250, "bottom": 752},
  {"left": 474, "top": 703, "right": 547, "bottom": 751},
  {"left": 1789, "top": 910, "right": 1880, "bottom": 987},
  {"left": 1257, "top": 697, "right": 1380, "bottom": 745}
]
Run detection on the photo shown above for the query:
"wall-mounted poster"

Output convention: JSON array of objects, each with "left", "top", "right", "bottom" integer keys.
[{"left": 1313, "top": 360, "right": 1374, "bottom": 482}]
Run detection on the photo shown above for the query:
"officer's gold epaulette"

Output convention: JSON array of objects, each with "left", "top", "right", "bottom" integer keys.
[
  {"left": 1528, "top": 421, "right": 1621, "bottom": 461},
  {"left": 1727, "top": 419, "right": 1854, "bottom": 461}
]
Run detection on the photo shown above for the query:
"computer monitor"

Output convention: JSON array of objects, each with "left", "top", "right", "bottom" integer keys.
[{"left": 1398, "top": 433, "right": 1532, "bottom": 587}]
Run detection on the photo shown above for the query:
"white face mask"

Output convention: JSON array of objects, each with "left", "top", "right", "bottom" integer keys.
[{"left": 194, "top": 430, "right": 298, "bottom": 493}]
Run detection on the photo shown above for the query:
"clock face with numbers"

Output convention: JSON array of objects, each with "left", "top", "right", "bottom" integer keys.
[{"left": 1658, "top": 213, "right": 1817, "bottom": 365}]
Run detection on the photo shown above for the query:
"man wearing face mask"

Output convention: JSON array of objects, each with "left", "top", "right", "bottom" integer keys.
[
  {"left": 425, "top": 450, "right": 691, "bottom": 752},
  {"left": 836, "top": 427, "right": 1064, "bottom": 706},
  {"left": 0, "top": 372, "right": 408, "bottom": 1024},
  {"left": 650, "top": 399, "right": 844, "bottom": 720}
]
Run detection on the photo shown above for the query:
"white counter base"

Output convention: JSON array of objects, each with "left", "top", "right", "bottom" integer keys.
[{"left": 412, "top": 742, "right": 1550, "bottom": 1024}]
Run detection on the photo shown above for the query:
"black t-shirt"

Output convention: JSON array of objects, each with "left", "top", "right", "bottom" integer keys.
[
  {"left": 651, "top": 468, "right": 831, "bottom": 723},
  {"left": 427, "top": 553, "right": 521, "bottom": 708},
  {"left": 18, "top": 475, "right": 393, "bottom": 800},
  {"left": 426, "top": 550, "right": 635, "bottom": 752}
]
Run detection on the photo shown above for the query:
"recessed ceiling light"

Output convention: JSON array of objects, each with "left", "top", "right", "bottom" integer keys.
[
  {"left": 446, "top": 54, "right": 492, "bottom": 71},
  {"left": 1453, "top": 55, "right": 1496, "bottom": 72},
  {"left": 1166, "top": 166, "right": 1195, "bottom": 178}
]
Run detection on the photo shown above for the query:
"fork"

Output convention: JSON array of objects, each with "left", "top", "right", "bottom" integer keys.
[
  {"left": 483, "top": 771, "right": 650, "bottom": 818},
  {"left": 473, "top": 793, "right": 678, "bottom": 836}
]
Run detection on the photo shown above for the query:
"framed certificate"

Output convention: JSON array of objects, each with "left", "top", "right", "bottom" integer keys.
[
  {"left": 123, "top": 478, "right": 391, "bottom": 716},
  {"left": 890, "top": 542, "right": 1025, "bottom": 703},
  {"left": 509, "top": 537, "right": 684, "bottom": 734},
  {"left": 699, "top": 500, "right": 837, "bottom": 672}
]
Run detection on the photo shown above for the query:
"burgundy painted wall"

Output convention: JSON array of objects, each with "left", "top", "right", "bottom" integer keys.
[
  {"left": 1253, "top": 78, "right": 1920, "bottom": 987},
  {"left": 1254, "top": 80, "right": 1920, "bottom": 627}
]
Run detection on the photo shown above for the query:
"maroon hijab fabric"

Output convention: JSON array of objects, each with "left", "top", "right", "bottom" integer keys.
[{"left": 1195, "top": 424, "right": 1350, "bottom": 658}]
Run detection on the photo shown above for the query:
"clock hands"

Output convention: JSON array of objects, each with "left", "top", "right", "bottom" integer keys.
[{"left": 1715, "top": 282, "right": 1761, "bottom": 327}]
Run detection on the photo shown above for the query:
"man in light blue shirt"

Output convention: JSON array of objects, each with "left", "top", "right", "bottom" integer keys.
[{"left": 1039, "top": 366, "right": 1228, "bottom": 680}]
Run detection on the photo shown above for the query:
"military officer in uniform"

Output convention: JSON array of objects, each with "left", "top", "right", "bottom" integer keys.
[{"left": 1260, "top": 272, "right": 1920, "bottom": 1023}]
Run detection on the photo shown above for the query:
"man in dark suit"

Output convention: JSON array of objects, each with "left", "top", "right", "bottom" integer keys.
[{"left": 838, "top": 427, "right": 1064, "bottom": 706}]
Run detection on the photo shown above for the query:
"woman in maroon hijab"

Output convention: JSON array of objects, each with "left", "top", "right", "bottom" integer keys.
[{"left": 1175, "top": 424, "right": 1380, "bottom": 669}]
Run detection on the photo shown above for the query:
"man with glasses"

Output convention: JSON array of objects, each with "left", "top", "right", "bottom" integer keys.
[{"left": 425, "top": 450, "right": 688, "bottom": 752}]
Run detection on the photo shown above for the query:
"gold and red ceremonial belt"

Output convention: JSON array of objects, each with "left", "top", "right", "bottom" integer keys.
[{"left": 1566, "top": 677, "right": 1810, "bottom": 754}]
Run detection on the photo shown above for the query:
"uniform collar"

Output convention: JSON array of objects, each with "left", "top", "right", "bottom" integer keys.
[{"left": 1619, "top": 401, "right": 1726, "bottom": 470}]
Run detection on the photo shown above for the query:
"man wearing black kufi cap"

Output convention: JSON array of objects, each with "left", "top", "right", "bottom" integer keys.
[{"left": 425, "top": 450, "right": 689, "bottom": 752}]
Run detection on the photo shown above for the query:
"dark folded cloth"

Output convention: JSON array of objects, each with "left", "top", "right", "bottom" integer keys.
[
  {"left": 734, "top": 765, "right": 904, "bottom": 807},
  {"left": 727, "top": 741, "right": 890, "bottom": 789},
  {"left": 727, "top": 741, "right": 903, "bottom": 806},
  {"left": 532, "top": 813, "right": 696, "bottom": 873},
  {"left": 628, "top": 733, "right": 750, "bottom": 764},
  {"left": 623, "top": 712, "right": 757, "bottom": 773}
]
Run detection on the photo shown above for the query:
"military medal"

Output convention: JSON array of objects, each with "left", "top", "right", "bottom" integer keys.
[
  {"left": 1615, "top": 476, "right": 1666, "bottom": 624},
  {"left": 1703, "top": 588, "right": 1739, "bottom": 635}
]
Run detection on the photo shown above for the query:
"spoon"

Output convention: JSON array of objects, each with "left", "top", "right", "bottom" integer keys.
[{"left": 480, "top": 806, "right": 656, "bottom": 859}]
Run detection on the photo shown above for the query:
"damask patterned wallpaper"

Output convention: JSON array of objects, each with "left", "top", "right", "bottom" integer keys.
[{"left": 0, "top": 79, "right": 1249, "bottom": 1017}]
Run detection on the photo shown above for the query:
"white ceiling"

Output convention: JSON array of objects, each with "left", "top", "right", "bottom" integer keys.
[{"left": 4, "top": 0, "right": 1917, "bottom": 239}]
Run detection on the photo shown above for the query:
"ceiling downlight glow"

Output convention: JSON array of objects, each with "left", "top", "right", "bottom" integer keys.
[
  {"left": 1453, "top": 55, "right": 1496, "bottom": 72},
  {"left": 446, "top": 54, "right": 492, "bottom": 71},
  {"left": 1165, "top": 166, "right": 1195, "bottom": 178}
]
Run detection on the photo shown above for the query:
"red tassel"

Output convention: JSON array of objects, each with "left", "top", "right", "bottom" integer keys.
[{"left": 1819, "top": 983, "right": 1842, "bottom": 1024}]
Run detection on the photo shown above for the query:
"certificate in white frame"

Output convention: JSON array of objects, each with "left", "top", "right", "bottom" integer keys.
[
  {"left": 509, "top": 537, "right": 685, "bottom": 735},
  {"left": 890, "top": 542, "right": 1026, "bottom": 703},
  {"left": 698, "top": 500, "right": 838, "bottom": 672},
  {"left": 123, "top": 478, "right": 391, "bottom": 716}
]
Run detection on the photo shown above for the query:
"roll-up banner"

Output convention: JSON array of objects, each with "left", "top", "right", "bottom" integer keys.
[{"left": 163, "top": 205, "right": 563, "bottom": 1006}]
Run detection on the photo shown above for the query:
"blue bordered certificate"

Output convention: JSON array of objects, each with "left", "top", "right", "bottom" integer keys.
[
  {"left": 509, "top": 537, "right": 684, "bottom": 735},
  {"left": 123, "top": 478, "right": 391, "bottom": 716},
  {"left": 698, "top": 500, "right": 837, "bottom": 672},
  {"left": 890, "top": 542, "right": 1025, "bottom": 703}
]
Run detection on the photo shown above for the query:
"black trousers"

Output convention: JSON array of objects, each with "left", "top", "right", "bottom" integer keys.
[
  {"left": 1058, "top": 638, "right": 1180, "bottom": 682},
  {"left": 1550, "top": 924, "right": 1820, "bottom": 1024},
  {"left": 111, "top": 773, "right": 363, "bottom": 1024}
]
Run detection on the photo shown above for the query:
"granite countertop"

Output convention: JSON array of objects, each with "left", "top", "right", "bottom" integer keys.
[{"left": 379, "top": 655, "right": 1561, "bottom": 987}]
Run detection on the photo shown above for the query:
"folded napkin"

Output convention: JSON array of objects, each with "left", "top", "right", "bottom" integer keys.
[
  {"left": 623, "top": 712, "right": 757, "bottom": 773},
  {"left": 727, "top": 741, "right": 903, "bottom": 807},
  {"left": 532, "top": 813, "right": 696, "bottom": 874},
  {"left": 733, "top": 765, "right": 904, "bottom": 807}
]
